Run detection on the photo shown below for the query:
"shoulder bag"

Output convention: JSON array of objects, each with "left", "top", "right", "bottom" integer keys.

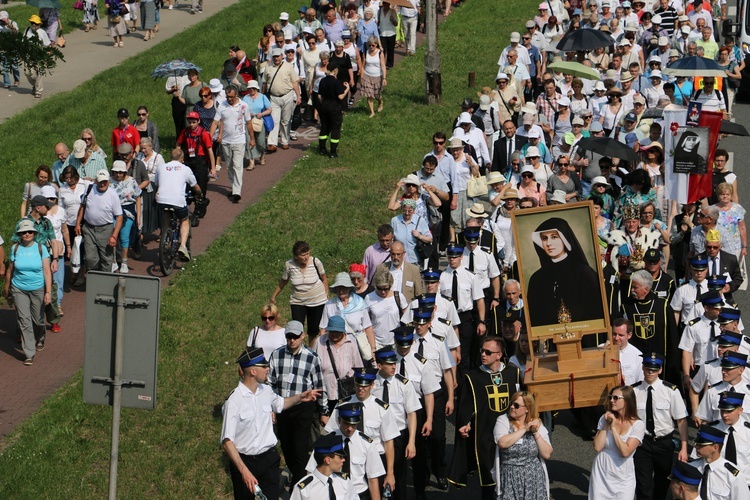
[
  {"left": 341, "top": 312, "right": 374, "bottom": 363},
  {"left": 467, "top": 174, "right": 488, "bottom": 197},
  {"left": 326, "top": 340, "right": 356, "bottom": 400},
  {"left": 414, "top": 216, "right": 434, "bottom": 263}
]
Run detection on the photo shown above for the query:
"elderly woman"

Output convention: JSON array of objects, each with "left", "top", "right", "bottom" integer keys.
[
  {"left": 58, "top": 166, "right": 91, "bottom": 283},
  {"left": 448, "top": 137, "right": 479, "bottom": 236},
  {"left": 247, "top": 303, "right": 286, "bottom": 360},
  {"left": 589, "top": 386, "right": 644, "bottom": 499},
  {"left": 132, "top": 106, "right": 160, "bottom": 152},
  {"left": 365, "top": 270, "right": 403, "bottom": 349},
  {"left": 492, "top": 72, "right": 521, "bottom": 125},
  {"left": 349, "top": 263, "right": 372, "bottom": 298},
  {"left": 313, "top": 315, "right": 364, "bottom": 412},
  {"left": 356, "top": 7, "right": 380, "bottom": 53},
  {"left": 359, "top": 35, "right": 387, "bottom": 117},
  {"left": 494, "top": 391, "right": 553, "bottom": 499},
  {"left": 714, "top": 182, "right": 747, "bottom": 259},
  {"left": 387, "top": 173, "right": 441, "bottom": 222},
  {"left": 545, "top": 156, "right": 580, "bottom": 204},
  {"left": 105, "top": 0, "right": 127, "bottom": 47},
  {"left": 20, "top": 165, "right": 56, "bottom": 217},
  {"left": 242, "top": 80, "right": 272, "bottom": 170},
  {"left": 320, "top": 272, "right": 376, "bottom": 356},
  {"left": 391, "top": 197, "right": 432, "bottom": 267},
  {"left": 3, "top": 219, "right": 52, "bottom": 366},
  {"left": 270, "top": 241, "right": 329, "bottom": 341},
  {"left": 135, "top": 136, "right": 162, "bottom": 237},
  {"left": 40, "top": 185, "right": 69, "bottom": 315},
  {"left": 109, "top": 161, "right": 141, "bottom": 274},
  {"left": 517, "top": 165, "right": 547, "bottom": 207}
]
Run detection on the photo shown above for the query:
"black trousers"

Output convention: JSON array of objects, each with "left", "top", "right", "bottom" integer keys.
[
  {"left": 413, "top": 388, "right": 447, "bottom": 494},
  {"left": 392, "top": 428, "right": 409, "bottom": 500},
  {"left": 229, "top": 448, "right": 280, "bottom": 500},
  {"left": 456, "top": 310, "right": 476, "bottom": 380},
  {"left": 438, "top": 182, "right": 452, "bottom": 251},
  {"left": 185, "top": 156, "right": 209, "bottom": 196},
  {"left": 319, "top": 103, "right": 344, "bottom": 142},
  {"left": 380, "top": 34, "right": 396, "bottom": 68},
  {"left": 276, "top": 400, "right": 315, "bottom": 484},
  {"left": 290, "top": 303, "right": 324, "bottom": 342},
  {"left": 634, "top": 435, "right": 675, "bottom": 500}
]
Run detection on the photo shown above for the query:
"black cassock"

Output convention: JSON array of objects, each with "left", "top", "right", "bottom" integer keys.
[
  {"left": 620, "top": 292, "right": 680, "bottom": 385},
  {"left": 448, "top": 364, "right": 522, "bottom": 488}
]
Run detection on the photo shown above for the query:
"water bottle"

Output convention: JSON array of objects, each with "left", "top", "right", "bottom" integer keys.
[
  {"left": 382, "top": 484, "right": 392, "bottom": 498},
  {"left": 253, "top": 485, "right": 268, "bottom": 500}
]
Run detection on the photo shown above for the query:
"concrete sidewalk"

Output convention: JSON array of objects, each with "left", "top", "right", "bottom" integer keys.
[{"left": 0, "top": 0, "right": 239, "bottom": 124}]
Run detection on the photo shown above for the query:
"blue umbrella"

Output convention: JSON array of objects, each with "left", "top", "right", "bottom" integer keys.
[
  {"left": 150, "top": 59, "right": 202, "bottom": 79},
  {"left": 663, "top": 56, "right": 726, "bottom": 77}
]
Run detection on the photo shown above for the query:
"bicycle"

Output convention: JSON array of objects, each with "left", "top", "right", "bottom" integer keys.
[{"left": 158, "top": 196, "right": 194, "bottom": 276}]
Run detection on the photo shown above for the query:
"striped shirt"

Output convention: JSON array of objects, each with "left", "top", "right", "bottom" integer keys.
[{"left": 268, "top": 345, "right": 328, "bottom": 414}]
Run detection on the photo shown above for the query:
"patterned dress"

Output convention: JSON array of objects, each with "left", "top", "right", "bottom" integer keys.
[
  {"left": 494, "top": 415, "right": 549, "bottom": 500},
  {"left": 715, "top": 202, "right": 746, "bottom": 258}
]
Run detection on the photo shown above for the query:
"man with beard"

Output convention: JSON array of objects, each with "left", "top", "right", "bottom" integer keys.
[{"left": 621, "top": 269, "right": 680, "bottom": 384}]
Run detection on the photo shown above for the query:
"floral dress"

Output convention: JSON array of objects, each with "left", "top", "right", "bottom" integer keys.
[
  {"left": 493, "top": 415, "right": 549, "bottom": 500},
  {"left": 715, "top": 202, "right": 747, "bottom": 258}
]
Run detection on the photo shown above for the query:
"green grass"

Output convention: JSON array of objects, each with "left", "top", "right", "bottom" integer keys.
[
  {"left": 0, "top": 0, "right": 537, "bottom": 497},
  {"left": 4, "top": 1, "right": 91, "bottom": 33}
]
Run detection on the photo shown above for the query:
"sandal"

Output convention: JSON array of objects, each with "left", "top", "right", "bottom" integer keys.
[
  {"left": 259, "top": 158, "right": 266, "bottom": 166},
  {"left": 84, "top": 27, "right": 90, "bottom": 32}
]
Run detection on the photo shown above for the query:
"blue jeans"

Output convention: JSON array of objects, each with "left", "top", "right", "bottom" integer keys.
[
  {"left": 53, "top": 257, "right": 65, "bottom": 306},
  {"left": 2, "top": 58, "right": 20, "bottom": 87}
]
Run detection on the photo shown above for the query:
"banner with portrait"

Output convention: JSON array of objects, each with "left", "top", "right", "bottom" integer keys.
[
  {"left": 671, "top": 126, "right": 709, "bottom": 174},
  {"left": 511, "top": 201, "right": 609, "bottom": 340}
]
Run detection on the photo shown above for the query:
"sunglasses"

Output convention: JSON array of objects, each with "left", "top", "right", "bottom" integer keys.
[
  {"left": 609, "top": 395, "right": 623, "bottom": 401},
  {"left": 433, "top": 141, "right": 445, "bottom": 145},
  {"left": 376, "top": 286, "right": 391, "bottom": 291},
  {"left": 522, "top": 173, "right": 534, "bottom": 178},
  {"left": 558, "top": 163, "right": 570, "bottom": 166},
  {"left": 82, "top": 137, "right": 92, "bottom": 141},
  {"left": 705, "top": 245, "right": 720, "bottom": 249},
  {"left": 18, "top": 230, "right": 35, "bottom": 235},
  {"left": 510, "top": 402, "right": 525, "bottom": 409},
  {"left": 262, "top": 316, "right": 275, "bottom": 321},
  {"left": 286, "top": 334, "right": 302, "bottom": 340},
  {"left": 137, "top": 113, "right": 147, "bottom": 116},
  {"left": 200, "top": 93, "right": 211, "bottom": 97},
  {"left": 480, "top": 348, "right": 500, "bottom": 355}
]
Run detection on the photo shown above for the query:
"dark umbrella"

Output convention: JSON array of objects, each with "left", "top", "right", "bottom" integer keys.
[
  {"left": 641, "top": 107, "right": 665, "bottom": 119},
  {"left": 663, "top": 56, "right": 726, "bottom": 77},
  {"left": 555, "top": 29, "right": 615, "bottom": 52},
  {"left": 720, "top": 120, "right": 749, "bottom": 137},
  {"left": 576, "top": 137, "right": 640, "bottom": 164},
  {"left": 150, "top": 59, "right": 202, "bottom": 79}
]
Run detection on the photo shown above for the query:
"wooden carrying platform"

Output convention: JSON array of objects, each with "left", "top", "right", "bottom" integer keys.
[{"left": 524, "top": 331, "right": 622, "bottom": 412}]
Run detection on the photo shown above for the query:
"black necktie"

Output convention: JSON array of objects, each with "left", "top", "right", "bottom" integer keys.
[
  {"left": 710, "top": 321, "right": 716, "bottom": 341},
  {"left": 696, "top": 284, "right": 702, "bottom": 302},
  {"left": 328, "top": 477, "right": 336, "bottom": 500},
  {"left": 701, "top": 464, "right": 710, "bottom": 499},
  {"left": 469, "top": 251, "right": 475, "bottom": 273},
  {"left": 382, "top": 380, "right": 390, "bottom": 404},
  {"left": 343, "top": 438, "right": 351, "bottom": 476},
  {"left": 507, "top": 138, "right": 513, "bottom": 166},
  {"left": 451, "top": 270, "right": 459, "bottom": 309},
  {"left": 418, "top": 338, "right": 425, "bottom": 357},
  {"left": 399, "top": 358, "right": 406, "bottom": 376},
  {"left": 646, "top": 386, "right": 656, "bottom": 436},
  {"left": 727, "top": 427, "right": 738, "bottom": 465}
]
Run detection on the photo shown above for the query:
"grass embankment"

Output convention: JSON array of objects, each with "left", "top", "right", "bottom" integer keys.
[
  {"left": 0, "top": 0, "right": 537, "bottom": 496},
  {"left": 4, "top": 1, "right": 94, "bottom": 34}
]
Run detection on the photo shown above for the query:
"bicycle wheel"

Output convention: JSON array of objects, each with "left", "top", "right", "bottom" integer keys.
[{"left": 159, "top": 227, "right": 176, "bottom": 276}]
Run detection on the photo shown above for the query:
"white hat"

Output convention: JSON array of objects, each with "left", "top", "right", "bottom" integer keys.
[
  {"left": 279, "top": 12, "right": 290, "bottom": 20},
  {"left": 0, "top": 11, "right": 8, "bottom": 20},
  {"left": 681, "top": 25, "right": 691, "bottom": 34},
  {"left": 557, "top": 96, "right": 571, "bottom": 107},
  {"left": 591, "top": 175, "right": 610, "bottom": 187},
  {"left": 72, "top": 139, "right": 87, "bottom": 159},
  {"left": 402, "top": 173, "right": 421, "bottom": 187},
  {"left": 448, "top": 137, "right": 465, "bottom": 149},
  {"left": 111, "top": 160, "right": 128, "bottom": 172},
  {"left": 648, "top": 54, "right": 662, "bottom": 64},
  {"left": 658, "top": 36, "right": 669, "bottom": 46},
  {"left": 487, "top": 171, "right": 506, "bottom": 185},
  {"left": 550, "top": 190, "right": 567, "bottom": 204},
  {"left": 525, "top": 146, "right": 541, "bottom": 158},
  {"left": 678, "top": 14, "right": 689, "bottom": 21},
  {"left": 572, "top": 116, "right": 584, "bottom": 126},
  {"left": 520, "top": 165, "right": 536, "bottom": 177},
  {"left": 527, "top": 128, "right": 541, "bottom": 139},
  {"left": 495, "top": 72, "right": 509, "bottom": 81},
  {"left": 96, "top": 169, "right": 110, "bottom": 182},
  {"left": 479, "top": 95, "right": 491, "bottom": 111},
  {"left": 652, "top": 14, "right": 662, "bottom": 23},
  {"left": 650, "top": 70, "right": 663, "bottom": 79},
  {"left": 248, "top": 80, "right": 260, "bottom": 90},
  {"left": 594, "top": 81, "right": 607, "bottom": 91},
  {"left": 271, "top": 47, "right": 284, "bottom": 57},
  {"left": 618, "top": 39, "right": 632, "bottom": 47},
  {"left": 510, "top": 32, "right": 521, "bottom": 43},
  {"left": 209, "top": 78, "right": 223, "bottom": 93},
  {"left": 40, "top": 185, "right": 57, "bottom": 198},
  {"left": 458, "top": 112, "right": 473, "bottom": 125}
]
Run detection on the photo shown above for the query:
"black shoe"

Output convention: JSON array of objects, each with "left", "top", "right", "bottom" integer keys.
[
  {"left": 233, "top": 194, "right": 241, "bottom": 203},
  {"left": 328, "top": 152, "right": 338, "bottom": 158},
  {"left": 318, "top": 147, "right": 328, "bottom": 156},
  {"left": 190, "top": 216, "right": 200, "bottom": 227},
  {"left": 36, "top": 340, "right": 44, "bottom": 351},
  {"left": 436, "top": 477, "right": 449, "bottom": 490}
]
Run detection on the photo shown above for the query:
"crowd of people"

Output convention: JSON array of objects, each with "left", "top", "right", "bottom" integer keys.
[{"left": 2, "top": 0, "right": 750, "bottom": 497}]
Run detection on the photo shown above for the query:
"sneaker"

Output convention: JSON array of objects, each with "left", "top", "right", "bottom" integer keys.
[
  {"left": 178, "top": 245, "right": 191, "bottom": 262},
  {"left": 120, "top": 263, "right": 129, "bottom": 274},
  {"left": 51, "top": 324, "right": 61, "bottom": 334},
  {"left": 190, "top": 8, "right": 195, "bottom": 13},
  {"left": 168, "top": 4, "right": 173, "bottom": 9},
  {"left": 24, "top": 357, "right": 34, "bottom": 366},
  {"left": 290, "top": 131, "right": 298, "bottom": 140},
  {"left": 111, "top": 263, "right": 119, "bottom": 273},
  {"left": 36, "top": 340, "right": 44, "bottom": 351}
]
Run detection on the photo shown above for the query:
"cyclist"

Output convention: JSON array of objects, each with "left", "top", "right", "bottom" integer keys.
[{"left": 154, "top": 148, "right": 203, "bottom": 262}]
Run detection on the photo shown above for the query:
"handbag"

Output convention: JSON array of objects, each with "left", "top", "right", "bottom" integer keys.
[
  {"left": 251, "top": 116, "right": 263, "bottom": 133},
  {"left": 341, "top": 314, "right": 373, "bottom": 362},
  {"left": 326, "top": 340, "right": 356, "bottom": 400},
  {"left": 262, "top": 114, "right": 275, "bottom": 132},
  {"left": 56, "top": 35, "right": 66, "bottom": 48},
  {"left": 414, "top": 216, "right": 434, "bottom": 263},
  {"left": 467, "top": 174, "right": 488, "bottom": 197},
  {"left": 727, "top": 75, "right": 741, "bottom": 90},
  {"left": 108, "top": 15, "right": 122, "bottom": 23},
  {"left": 73, "top": 0, "right": 84, "bottom": 9}
]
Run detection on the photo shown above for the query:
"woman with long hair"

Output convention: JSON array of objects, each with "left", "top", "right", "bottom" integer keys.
[
  {"left": 494, "top": 391, "right": 553, "bottom": 499},
  {"left": 599, "top": 88, "right": 624, "bottom": 137},
  {"left": 132, "top": 106, "right": 160, "bottom": 152},
  {"left": 246, "top": 303, "right": 285, "bottom": 360},
  {"left": 80, "top": 128, "right": 106, "bottom": 157},
  {"left": 526, "top": 217, "right": 603, "bottom": 326},
  {"left": 589, "top": 385, "right": 644, "bottom": 499}
]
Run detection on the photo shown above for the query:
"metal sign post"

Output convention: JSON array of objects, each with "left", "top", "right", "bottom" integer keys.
[{"left": 83, "top": 272, "right": 160, "bottom": 500}]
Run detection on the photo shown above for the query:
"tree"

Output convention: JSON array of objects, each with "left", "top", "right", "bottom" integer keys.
[{"left": 0, "top": 30, "right": 64, "bottom": 77}]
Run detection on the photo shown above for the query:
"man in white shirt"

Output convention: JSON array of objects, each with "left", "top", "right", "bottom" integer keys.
[
  {"left": 612, "top": 317, "right": 644, "bottom": 385},
  {"left": 154, "top": 149, "right": 203, "bottom": 262},
  {"left": 498, "top": 32, "right": 531, "bottom": 70},
  {"left": 23, "top": 15, "right": 51, "bottom": 98},
  {"left": 75, "top": 169, "right": 123, "bottom": 273}
]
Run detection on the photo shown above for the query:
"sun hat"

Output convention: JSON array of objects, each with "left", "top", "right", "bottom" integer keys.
[
  {"left": 403, "top": 173, "right": 421, "bottom": 187},
  {"left": 650, "top": 70, "right": 663, "bottom": 79},
  {"left": 479, "top": 95, "right": 491, "bottom": 111},
  {"left": 527, "top": 127, "right": 541, "bottom": 138},
  {"left": 557, "top": 96, "right": 570, "bottom": 107},
  {"left": 572, "top": 117, "right": 584, "bottom": 126},
  {"left": 525, "top": 146, "right": 540, "bottom": 158},
  {"left": 96, "top": 169, "right": 110, "bottom": 182},
  {"left": 111, "top": 160, "right": 128, "bottom": 172},
  {"left": 458, "top": 112, "right": 473, "bottom": 125},
  {"left": 29, "top": 14, "right": 42, "bottom": 24},
  {"left": 209, "top": 78, "right": 223, "bottom": 93},
  {"left": 72, "top": 139, "right": 87, "bottom": 159},
  {"left": 590, "top": 121, "right": 604, "bottom": 132},
  {"left": 501, "top": 188, "right": 520, "bottom": 200},
  {"left": 327, "top": 315, "right": 347, "bottom": 333},
  {"left": 40, "top": 185, "right": 57, "bottom": 199},
  {"left": 681, "top": 25, "right": 691, "bottom": 34},
  {"left": 449, "top": 137, "right": 464, "bottom": 149},
  {"left": 495, "top": 72, "right": 509, "bottom": 82},
  {"left": 550, "top": 190, "right": 567, "bottom": 204},
  {"left": 594, "top": 81, "right": 607, "bottom": 91},
  {"left": 620, "top": 73, "right": 635, "bottom": 83},
  {"left": 331, "top": 272, "right": 355, "bottom": 289},
  {"left": 591, "top": 176, "right": 610, "bottom": 187},
  {"left": 521, "top": 165, "right": 536, "bottom": 176},
  {"left": 510, "top": 32, "right": 521, "bottom": 43},
  {"left": 487, "top": 171, "right": 506, "bottom": 185},
  {"left": 0, "top": 11, "right": 9, "bottom": 20},
  {"left": 271, "top": 47, "right": 284, "bottom": 57},
  {"left": 652, "top": 14, "right": 662, "bottom": 23},
  {"left": 563, "top": 132, "right": 576, "bottom": 145},
  {"left": 466, "top": 203, "right": 488, "bottom": 219},
  {"left": 16, "top": 219, "right": 37, "bottom": 234},
  {"left": 279, "top": 12, "right": 290, "bottom": 20}
]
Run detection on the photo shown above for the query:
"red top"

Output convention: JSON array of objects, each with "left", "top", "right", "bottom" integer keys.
[
  {"left": 110, "top": 124, "right": 140, "bottom": 152},
  {"left": 177, "top": 126, "right": 213, "bottom": 158}
]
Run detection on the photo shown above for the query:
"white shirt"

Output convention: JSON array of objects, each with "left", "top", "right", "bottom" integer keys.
[
  {"left": 59, "top": 180, "right": 92, "bottom": 226},
  {"left": 679, "top": 315, "right": 720, "bottom": 366},
  {"left": 397, "top": 350, "right": 442, "bottom": 396},
  {"left": 620, "top": 343, "right": 644, "bottom": 386},
  {"left": 690, "top": 457, "right": 749, "bottom": 500},
  {"left": 326, "top": 395, "right": 401, "bottom": 453},
  {"left": 365, "top": 292, "right": 401, "bottom": 347},
  {"left": 372, "top": 373, "right": 422, "bottom": 431},
  {"left": 670, "top": 279, "right": 708, "bottom": 324},
  {"left": 461, "top": 246, "right": 500, "bottom": 289},
  {"left": 220, "top": 382, "right": 284, "bottom": 455},
  {"left": 213, "top": 98, "right": 252, "bottom": 144},
  {"left": 154, "top": 161, "right": 197, "bottom": 207},
  {"left": 696, "top": 378, "right": 750, "bottom": 423},
  {"left": 290, "top": 469, "right": 355, "bottom": 500},
  {"left": 439, "top": 266, "right": 484, "bottom": 313},
  {"left": 389, "top": 263, "right": 404, "bottom": 295},
  {"left": 633, "top": 378, "right": 687, "bottom": 438},
  {"left": 82, "top": 185, "right": 123, "bottom": 226}
]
